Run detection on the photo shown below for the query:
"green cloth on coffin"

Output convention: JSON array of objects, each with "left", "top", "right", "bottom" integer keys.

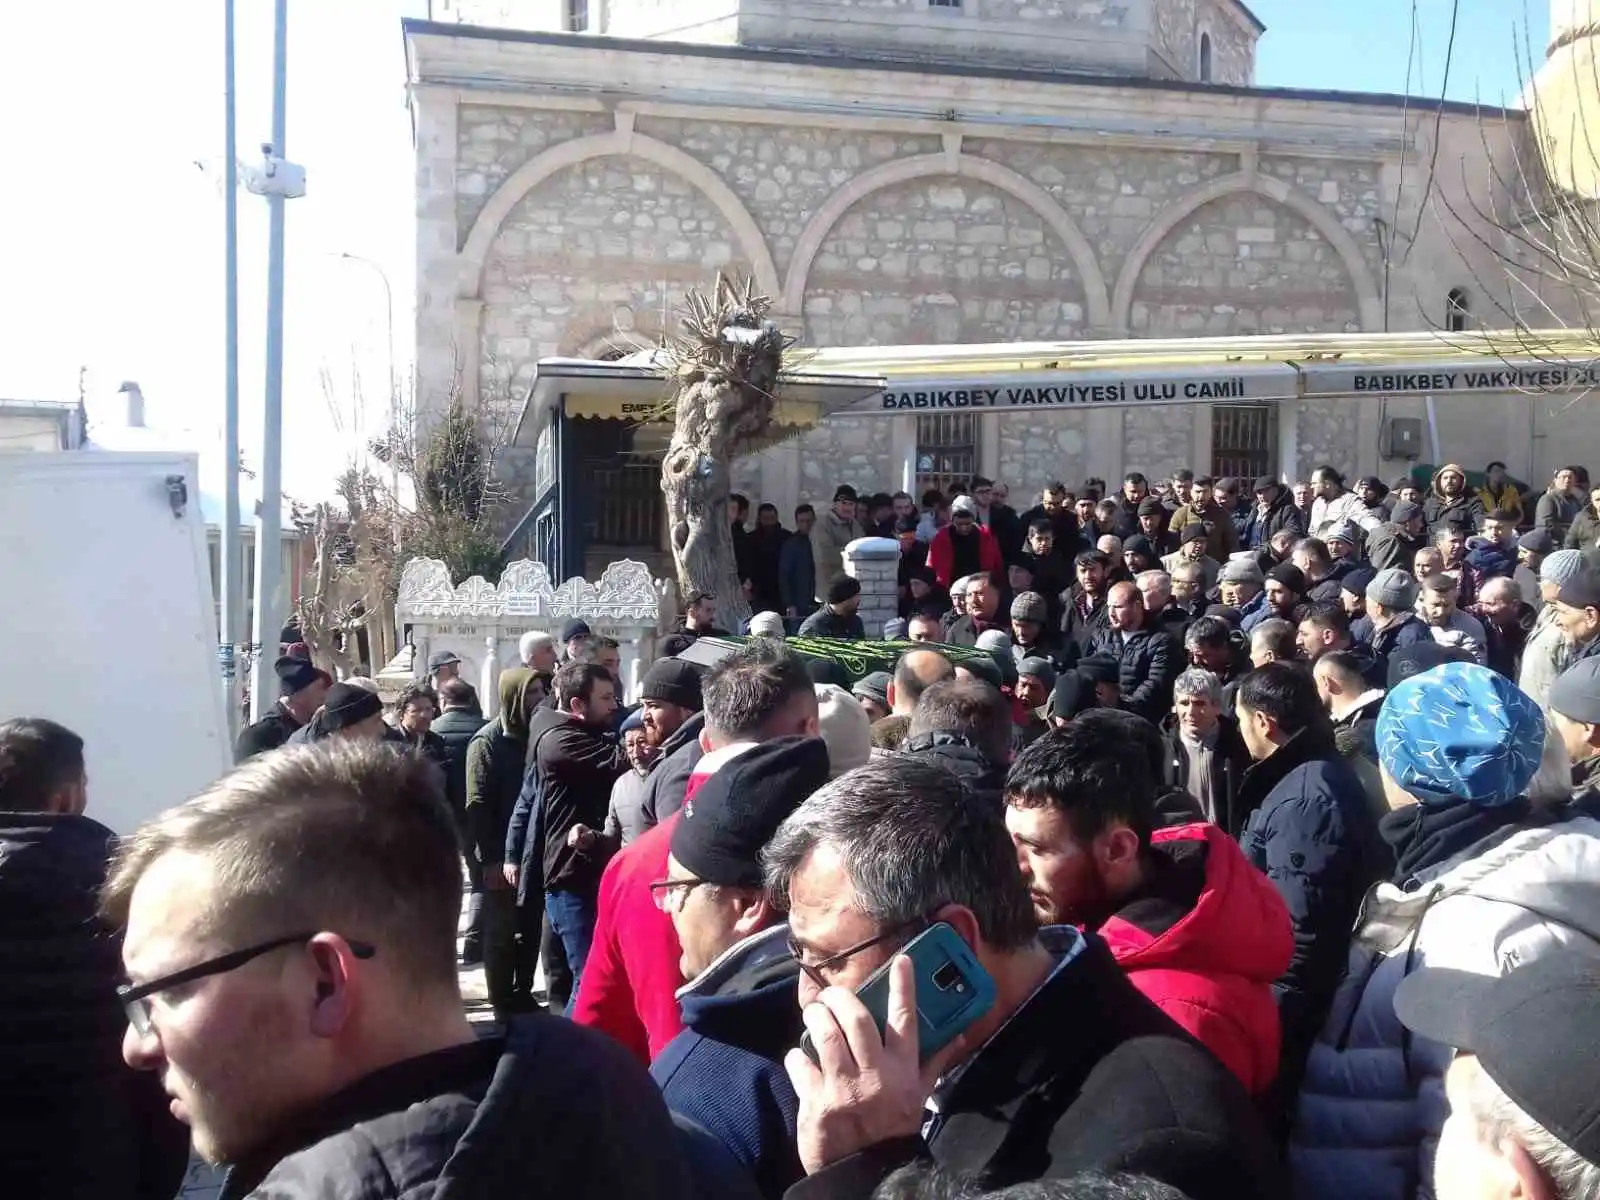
[{"left": 671, "top": 635, "right": 993, "bottom": 686}]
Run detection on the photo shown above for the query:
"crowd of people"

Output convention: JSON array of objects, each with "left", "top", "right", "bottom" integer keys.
[{"left": 5, "top": 458, "right": 1600, "bottom": 1200}]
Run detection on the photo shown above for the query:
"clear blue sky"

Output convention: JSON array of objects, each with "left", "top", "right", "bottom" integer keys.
[
  {"left": 1252, "top": 0, "right": 1547, "bottom": 105},
  {"left": 0, "top": 1, "right": 1555, "bottom": 499}
]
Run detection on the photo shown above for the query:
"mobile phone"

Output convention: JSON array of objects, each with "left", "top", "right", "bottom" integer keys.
[{"left": 800, "top": 922, "right": 996, "bottom": 1066}]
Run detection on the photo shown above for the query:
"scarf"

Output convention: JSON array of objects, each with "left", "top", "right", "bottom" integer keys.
[{"left": 1380, "top": 796, "right": 1534, "bottom": 888}]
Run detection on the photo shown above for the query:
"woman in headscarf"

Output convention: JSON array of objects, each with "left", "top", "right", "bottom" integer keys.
[{"left": 464, "top": 668, "right": 546, "bottom": 1019}]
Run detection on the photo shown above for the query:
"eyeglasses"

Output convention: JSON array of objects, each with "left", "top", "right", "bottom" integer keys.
[
  {"left": 649, "top": 877, "right": 712, "bottom": 913},
  {"left": 787, "top": 916, "right": 932, "bottom": 990},
  {"left": 118, "top": 932, "right": 376, "bottom": 1037}
]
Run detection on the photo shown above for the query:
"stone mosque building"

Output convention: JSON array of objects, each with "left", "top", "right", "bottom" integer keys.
[{"left": 407, "top": 0, "right": 1600, "bottom": 574}]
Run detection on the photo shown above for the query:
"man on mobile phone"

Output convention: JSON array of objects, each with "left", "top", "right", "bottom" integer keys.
[
  {"left": 650, "top": 737, "right": 833, "bottom": 1199},
  {"left": 767, "top": 756, "right": 1282, "bottom": 1200}
]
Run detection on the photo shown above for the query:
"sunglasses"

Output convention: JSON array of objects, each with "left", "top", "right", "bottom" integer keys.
[{"left": 119, "top": 932, "right": 376, "bottom": 1037}]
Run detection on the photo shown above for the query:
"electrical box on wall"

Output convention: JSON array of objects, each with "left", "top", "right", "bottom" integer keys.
[{"left": 1384, "top": 417, "right": 1424, "bottom": 460}]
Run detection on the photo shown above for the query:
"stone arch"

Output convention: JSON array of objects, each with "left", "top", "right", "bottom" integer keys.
[
  {"left": 457, "top": 129, "right": 781, "bottom": 301},
  {"left": 1111, "top": 172, "right": 1384, "bottom": 332},
  {"left": 783, "top": 153, "right": 1111, "bottom": 329}
]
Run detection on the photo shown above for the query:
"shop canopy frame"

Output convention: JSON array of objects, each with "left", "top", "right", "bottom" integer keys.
[{"left": 798, "top": 328, "right": 1600, "bottom": 418}]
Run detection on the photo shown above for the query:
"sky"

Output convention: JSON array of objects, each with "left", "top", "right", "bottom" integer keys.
[{"left": 0, "top": 0, "right": 1550, "bottom": 499}]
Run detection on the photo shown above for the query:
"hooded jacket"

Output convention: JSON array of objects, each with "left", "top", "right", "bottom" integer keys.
[
  {"left": 0, "top": 812, "right": 190, "bottom": 1200},
  {"left": 465, "top": 668, "right": 536, "bottom": 872},
  {"left": 1098, "top": 824, "right": 1294, "bottom": 1096},
  {"left": 217, "top": 1017, "right": 696, "bottom": 1200},
  {"left": 1242, "top": 487, "right": 1306, "bottom": 551},
  {"left": 652, "top": 925, "right": 806, "bottom": 1199},
  {"left": 1422, "top": 464, "right": 1486, "bottom": 534},
  {"left": 1365, "top": 522, "right": 1427, "bottom": 574},
  {"left": 1235, "top": 729, "right": 1390, "bottom": 1105},
  {"left": 1291, "top": 813, "right": 1600, "bottom": 1200}
]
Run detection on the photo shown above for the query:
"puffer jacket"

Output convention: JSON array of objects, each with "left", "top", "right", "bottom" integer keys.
[
  {"left": 1291, "top": 814, "right": 1600, "bottom": 1200},
  {"left": 1097, "top": 824, "right": 1293, "bottom": 1096},
  {"left": 1236, "top": 730, "right": 1390, "bottom": 1105},
  {"left": 0, "top": 813, "right": 190, "bottom": 1200},
  {"left": 901, "top": 733, "right": 1008, "bottom": 806},
  {"left": 1565, "top": 505, "right": 1600, "bottom": 556},
  {"left": 1090, "top": 625, "right": 1182, "bottom": 722}
]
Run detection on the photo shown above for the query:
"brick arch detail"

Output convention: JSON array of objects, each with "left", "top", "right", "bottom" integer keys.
[
  {"left": 782, "top": 153, "right": 1112, "bottom": 329},
  {"left": 1111, "top": 172, "right": 1384, "bottom": 332},
  {"left": 457, "top": 129, "right": 782, "bottom": 301}
]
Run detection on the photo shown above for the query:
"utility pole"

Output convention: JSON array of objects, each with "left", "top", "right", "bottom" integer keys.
[
  {"left": 220, "top": 0, "right": 243, "bottom": 738},
  {"left": 248, "top": 0, "right": 297, "bottom": 720}
]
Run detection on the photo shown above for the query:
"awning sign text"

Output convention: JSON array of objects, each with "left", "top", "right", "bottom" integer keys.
[{"left": 880, "top": 376, "right": 1252, "bottom": 412}]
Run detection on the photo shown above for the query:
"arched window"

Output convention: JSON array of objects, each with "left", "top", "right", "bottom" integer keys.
[
  {"left": 1198, "top": 33, "right": 1214, "bottom": 83},
  {"left": 1445, "top": 287, "right": 1471, "bottom": 332}
]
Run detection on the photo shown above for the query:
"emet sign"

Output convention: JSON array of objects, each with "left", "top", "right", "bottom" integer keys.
[{"left": 853, "top": 358, "right": 1600, "bottom": 416}]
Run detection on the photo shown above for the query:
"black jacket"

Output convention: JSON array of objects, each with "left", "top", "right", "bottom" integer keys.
[
  {"left": 233, "top": 705, "right": 301, "bottom": 762},
  {"left": 1017, "top": 546, "right": 1075, "bottom": 629},
  {"left": 1090, "top": 625, "right": 1182, "bottom": 723},
  {"left": 0, "top": 812, "right": 189, "bottom": 1200},
  {"left": 219, "top": 1017, "right": 696, "bottom": 1200},
  {"left": 1364, "top": 522, "right": 1426, "bottom": 573},
  {"left": 1059, "top": 588, "right": 1111, "bottom": 663},
  {"left": 1160, "top": 715, "right": 1257, "bottom": 839},
  {"left": 1241, "top": 490, "right": 1306, "bottom": 551},
  {"left": 536, "top": 717, "right": 629, "bottom": 896},
  {"left": 430, "top": 708, "right": 486, "bottom": 823},
  {"left": 797, "top": 607, "right": 867, "bottom": 640},
  {"left": 785, "top": 930, "right": 1283, "bottom": 1200},
  {"left": 900, "top": 734, "right": 1008, "bottom": 806},
  {"left": 1424, "top": 489, "right": 1485, "bottom": 535},
  {"left": 1235, "top": 729, "right": 1389, "bottom": 1105},
  {"left": 639, "top": 712, "right": 708, "bottom": 831}
]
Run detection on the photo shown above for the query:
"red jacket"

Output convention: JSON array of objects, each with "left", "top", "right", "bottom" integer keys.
[
  {"left": 571, "top": 742, "right": 762, "bottom": 1064},
  {"left": 570, "top": 815, "right": 685, "bottom": 1064},
  {"left": 1096, "top": 822, "right": 1293, "bottom": 1095},
  {"left": 927, "top": 525, "right": 1004, "bottom": 590}
]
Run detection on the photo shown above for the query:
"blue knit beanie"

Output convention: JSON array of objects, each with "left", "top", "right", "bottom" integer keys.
[{"left": 1377, "top": 662, "right": 1545, "bottom": 807}]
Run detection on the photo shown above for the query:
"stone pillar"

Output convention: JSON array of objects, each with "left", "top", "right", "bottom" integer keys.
[{"left": 843, "top": 537, "right": 900, "bottom": 638}]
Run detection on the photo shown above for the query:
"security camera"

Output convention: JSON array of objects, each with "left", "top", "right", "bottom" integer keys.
[{"left": 242, "top": 143, "right": 306, "bottom": 199}]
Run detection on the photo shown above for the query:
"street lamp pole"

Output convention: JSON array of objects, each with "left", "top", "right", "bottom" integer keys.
[{"left": 220, "top": 0, "right": 243, "bottom": 738}]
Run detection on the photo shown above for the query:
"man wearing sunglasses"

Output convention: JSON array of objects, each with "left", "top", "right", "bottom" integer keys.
[
  {"left": 101, "top": 741, "right": 695, "bottom": 1198},
  {"left": 764, "top": 755, "right": 1283, "bottom": 1200},
  {"left": 650, "top": 735, "right": 833, "bottom": 1199}
]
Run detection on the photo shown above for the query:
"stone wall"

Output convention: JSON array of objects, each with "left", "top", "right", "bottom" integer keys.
[
  {"left": 1294, "top": 402, "right": 1360, "bottom": 483},
  {"left": 456, "top": 106, "right": 613, "bottom": 237},
  {"left": 801, "top": 177, "right": 1091, "bottom": 347},
  {"left": 999, "top": 410, "right": 1090, "bottom": 490},
  {"left": 1150, "top": 0, "right": 1199, "bottom": 78},
  {"left": 1125, "top": 406, "right": 1199, "bottom": 484},
  {"left": 1201, "top": 0, "right": 1257, "bottom": 84},
  {"left": 797, "top": 414, "right": 894, "bottom": 505},
  {"left": 1129, "top": 193, "right": 1362, "bottom": 336}
]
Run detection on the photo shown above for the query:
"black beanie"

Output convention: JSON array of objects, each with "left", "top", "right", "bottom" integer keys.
[
  {"left": 320, "top": 683, "right": 382, "bottom": 732},
  {"left": 671, "top": 737, "right": 832, "bottom": 888},
  {"left": 1050, "top": 672, "right": 1095, "bottom": 721},
  {"left": 827, "top": 575, "right": 862, "bottom": 605},
  {"left": 640, "top": 659, "right": 704, "bottom": 710},
  {"left": 276, "top": 654, "right": 328, "bottom": 698}
]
